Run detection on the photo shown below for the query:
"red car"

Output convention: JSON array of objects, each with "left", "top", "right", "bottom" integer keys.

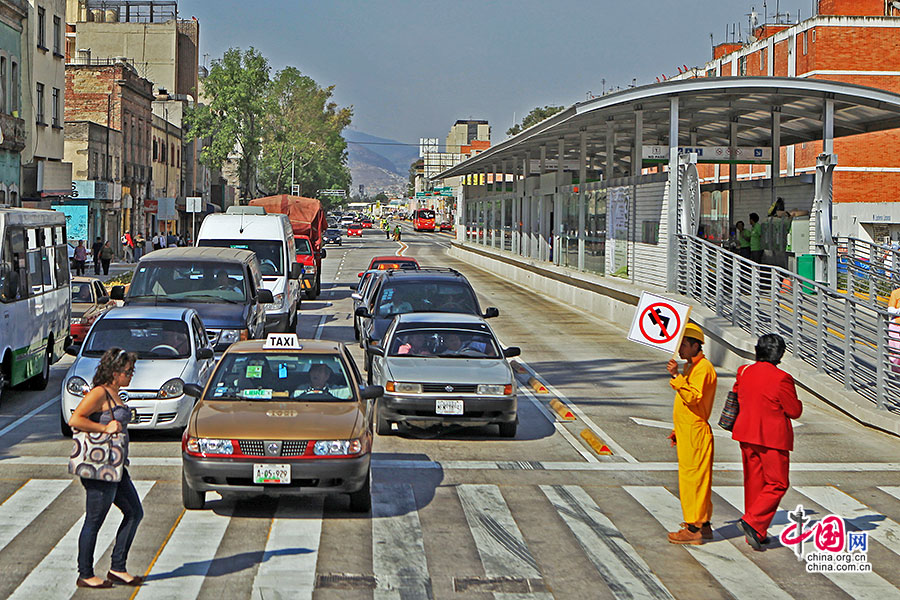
[
  {"left": 439, "top": 222, "right": 453, "bottom": 232},
  {"left": 361, "top": 219, "right": 374, "bottom": 229},
  {"left": 347, "top": 223, "right": 364, "bottom": 236},
  {"left": 364, "top": 255, "right": 419, "bottom": 273}
]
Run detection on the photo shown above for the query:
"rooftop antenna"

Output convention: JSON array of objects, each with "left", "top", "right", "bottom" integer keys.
[
  {"left": 764, "top": 0, "right": 768, "bottom": 24},
  {"left": 601, "top": 78, "right": 606, "bottom": 94}
]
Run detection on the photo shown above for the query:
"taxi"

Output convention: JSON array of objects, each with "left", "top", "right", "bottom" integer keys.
[{"left": 180, "top": 333, "right": 382, "bottom": 512}]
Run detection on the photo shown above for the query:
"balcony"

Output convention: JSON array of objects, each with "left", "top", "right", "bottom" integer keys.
[{"left": 0, "top": 113, "right": 26, "bottom": 153}]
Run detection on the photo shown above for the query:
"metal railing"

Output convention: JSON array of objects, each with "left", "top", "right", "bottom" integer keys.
[
  {"left": 834, "top": 237, "right": 900, "bottom": 307},
  {"left": 677, "top": 234, "right": 899, "bottom": 413}
]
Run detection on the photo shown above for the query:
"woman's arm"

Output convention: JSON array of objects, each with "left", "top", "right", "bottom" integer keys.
[
  {"left": 779, "top": 373, "right": 803, "bottom": 420},
  {"left": 68, "top": 388, "right": 121, "bottom": 434}
]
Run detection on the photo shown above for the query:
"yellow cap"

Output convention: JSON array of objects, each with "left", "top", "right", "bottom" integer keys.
[{"left": 682, "top": 323, "right": 704, "bottom": 344}]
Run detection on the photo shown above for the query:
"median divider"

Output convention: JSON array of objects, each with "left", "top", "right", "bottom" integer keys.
[
  {"left": 549, "top": 398, "right": 576, "bottom": 421},
  {"left": 580, "top": 429, "right": 613, "bottom": 455},
  {"left": 528, "top": 376, "right": 549, "bottom": 393},
  {"left": 510, "top": 360, "right": 528, "bottom": 375}
]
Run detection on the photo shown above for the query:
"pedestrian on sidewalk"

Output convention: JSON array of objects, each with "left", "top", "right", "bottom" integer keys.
[
  {"left": 72, "top": 241, "right": 87, "bottom": 276},
  {"left": 665, "top": 322, "right": 717, "bottom": 545},
  {"left": 393, "top": 225, "right": 401, "bottom": 241},
  {"left": 67, "top": 348, "right": 145, "bottom": 589},
  {"left": 134, "top": 233, "right": 145, "bottom": 261},
  {"left": 99, "top": 242, "right": 113, "bottom": 276},
  {"left": 121, "top": 231, "right": 134, "bottom": 263},
  {"left": 732, "top": 333, "right": 802, "bottom": 550},
  {"left": 91, "top": 237, "right": 103, "bottom": 275}
]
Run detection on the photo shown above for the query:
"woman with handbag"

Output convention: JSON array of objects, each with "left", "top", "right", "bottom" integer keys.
[{"left": 68, "top": 348, "right": 145, "bottom": 589}]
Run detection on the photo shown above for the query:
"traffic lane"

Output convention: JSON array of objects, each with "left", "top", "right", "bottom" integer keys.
[
  {"left": 0, "top": 359, "right": 71, "bottom": 455},
  {"left": 402, "top": 231, "right": 900, "bottom": 465}
]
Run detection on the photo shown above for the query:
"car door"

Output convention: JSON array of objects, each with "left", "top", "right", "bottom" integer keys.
[
  {"left": 369, "top": 319, "right": 397, "bottom": 386},
  {"left": 245, "top": 264, "right": 265, "bottom": 338},
  {"left": 342, "top": 346, "right": 373, "bottom": 427}
]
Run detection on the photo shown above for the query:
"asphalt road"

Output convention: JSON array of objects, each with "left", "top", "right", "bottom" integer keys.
[{"left": 1, "top": 225, "right": 899, "bottom": 599}]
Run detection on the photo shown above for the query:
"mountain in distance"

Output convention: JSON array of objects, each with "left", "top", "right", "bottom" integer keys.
[{"left": 343, "top": 129, "right": 420, "bottom": 197}]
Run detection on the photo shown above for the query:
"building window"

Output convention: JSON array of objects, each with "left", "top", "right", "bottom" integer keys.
[
  {"left": 760, "top": 48, "right": 765, "bottom": 70},
  {"left": 0, "top": 57, "right": 6, "bottom": 114},
  {"left": 37, "top": 7, "right": 46, "bottom": 49},
  {"left": 35, "top": 82, "right": 44, "bottom": 124},
  {"left": 171, "top": 144, "right": 175, "bottom": 166},
  {"left": 51, "top": 87, "right": 59, "bottom": 127},
  {"left": 802, "top": 31, "right": 808, "bottom": 55},
  {"left": 738, "top": 55, "right": 746, "bottom": 76},
  {"left": 153, "top": 137, "right": 158, "bottom": 161},
  {"left": 10, "top": 60, "right": 17, "bottom": 113},
  {"left": 52, "top": 16, "right": 61, "bottom": 55}
]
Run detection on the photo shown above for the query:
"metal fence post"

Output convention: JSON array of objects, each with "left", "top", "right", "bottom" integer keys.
[
  {"left": 843, "top": 301, "right": 853, "bottom": 391},
  {"left": 750, "top": 265, "right": 759, "bottom": 335},
  {"left": 816, "top": 292, "right": 825, "bottom": 374},
  {"left": 715, "top": 250, "right": 724, "bottom": 316},
  {"left": 731, "top": 254, "right": 739, "bottom": 327},
  {"left": 770, "top": 267, "right": 778, "bottom": 333},
  {"left": 792, "top": 273, "right": 801, "bottom": 357},
  {"left": 876, "top": 313, "right": 887, "bottom": 411}
]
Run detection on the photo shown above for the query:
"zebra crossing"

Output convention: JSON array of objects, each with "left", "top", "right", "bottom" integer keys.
[{"left": 0, "top": 479, "right": 898, "bottom": 599}]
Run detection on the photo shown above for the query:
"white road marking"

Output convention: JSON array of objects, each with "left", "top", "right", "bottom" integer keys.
[
  {"left": 542, "top": 485, "right": 673, "bottom": 600},
  {"left": 8, "top": 480, "right": 155, "bottom": 600},
  {"left": 314, "top": 315, "right": 327, "bottom": 340},
  {"left": 625, "top": 486, "right": 793, "bottom": 600},
  {"left": 630, "top": 416, "right": 732, "bottom": 438},
  {"left": 372, "top": 483, "right": 431, "bottom": 599},
  {"left": 250, "top": 497, "right": 323, "bottom": 600},
  {"left": 0, "top": 479, "right": 71, "bottom": 553},
  {"left": 518, "top": 385, "right": 597, "bottom": 462},
  {"left": 796, "top": 486, "right": 900, "bottom": 557},
  {"left": 0, "top": 396, "right": 60, "bottom": 439},
  {"left": 135, "top": 506, "right": 232, "bottom": 600},
  {"left": 715, "top": 486, "right": 897, "bottom": 599}
]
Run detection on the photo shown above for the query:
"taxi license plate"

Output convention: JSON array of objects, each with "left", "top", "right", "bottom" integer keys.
[
  {"left": 253, "top": 464, "right": 291, "bottom": 484},
  {"left": 435, "top": 400, "right": 464, "bottom": 415}
]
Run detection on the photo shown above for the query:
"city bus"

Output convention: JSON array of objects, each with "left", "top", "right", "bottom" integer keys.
[
  {"left": 0, "top": 208, "right": 71, "bottom": 399},
  {"left": 413, "top": 208, "right": 436, "bottom": 232}
]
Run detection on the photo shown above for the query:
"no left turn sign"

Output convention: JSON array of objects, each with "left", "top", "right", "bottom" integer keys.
[{"left": 627, "top": 292, "right": 692, "bottom": 354}]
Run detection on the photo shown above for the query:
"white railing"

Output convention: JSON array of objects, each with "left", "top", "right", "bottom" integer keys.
[
  {"left": 834, "top": 237, "right": 900, "bottom": 307},
  {"left": 677, "top": 234, "right": 899, "bottom": 413}
]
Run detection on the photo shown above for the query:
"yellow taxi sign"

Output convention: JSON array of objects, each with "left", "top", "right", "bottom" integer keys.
[{"left": 263, "top": 333, "right": 301, "bottom": 350}]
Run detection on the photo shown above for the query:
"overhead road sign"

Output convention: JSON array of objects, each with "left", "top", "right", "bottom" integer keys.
[{"left": 627, "top": 292, "right": 692, "bottom": 354}]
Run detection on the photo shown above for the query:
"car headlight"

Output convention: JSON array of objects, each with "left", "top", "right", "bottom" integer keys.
[
  {"left": 66, "top": 376, "right": 90, "bottom": 397},
  {"left": 313, "top": 439, "right": 363, "bottom": 456},
  {"left": 477, "top": 384, "right": 512, "bottom": 395},
  {"left": 218, "top": 329, "right": 248, "bottom": 344},
  {"left": 385, "top": 382, "right": 422, "bottom": 394},
  {"left": 158, "top": 378, "right": 184, "bottom": 398},
  {"left": 186, "top": 437, "right": 234, "bottom": 455},
  {"left": 266, "top": 293, "right": 285, "bottom": 310}
]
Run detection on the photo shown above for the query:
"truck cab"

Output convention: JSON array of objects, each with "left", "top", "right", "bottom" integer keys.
[{"left": 295, "top": 234, "right": 326, "bottom": 299}]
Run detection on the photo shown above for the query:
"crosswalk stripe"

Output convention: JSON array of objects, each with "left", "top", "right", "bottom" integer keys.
[
  {"left": 625, "top": 486, "right": 793, "bottom": 600},
  {"left": 715, "top": 486, "right": 897, "bottom": 599},
  {"left": 876, "top": 486, "right": 900, "bottom": 503},
  {"left": 457, "top": 484, "right": 552, "bottom": 599},
  {"left": 795, "top": 486, "right": 900, "bottom": 557},
  {"left": 372, "top": 483, "right": 432, "bottom": 600},
  {"left": 135, "top": 506, "right": 232, "bottom": 599},
  {"left": 250, "top": 497, "right": 323, "bottom": 600},
  {"left": 541, "top": 485, "right": 674, "bottom": 600},
  {"left": 0, "top": 479, "right": 71, "bottom": 553},
  {"left": 7, "top": 480, "right": 155, "bottom": 600}
]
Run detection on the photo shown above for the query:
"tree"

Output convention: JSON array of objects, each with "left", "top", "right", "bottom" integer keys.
[
  {"left": 407, "top": 158, "right": 423, "bottom": 198},
  {"left": 507, "top": 105, "right": 565, "bottom": 136},
  {"left": 185, "top": 47, "right": 270, "bottom": 201},
  {"left": 373, "top": 192, "right": 389, "bottom": 204}
]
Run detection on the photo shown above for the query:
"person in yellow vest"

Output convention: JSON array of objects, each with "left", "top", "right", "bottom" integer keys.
[{"left": 665, "top": 322, "right": 718, "bottom": 544}]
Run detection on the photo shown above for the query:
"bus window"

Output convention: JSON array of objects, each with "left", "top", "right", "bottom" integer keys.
[
  {"left": 9, "top": 228, "right": 25, "bottom": 299},
  {"left": 26, "top": 249, "right": 42, "bottom": 296},
  {"left": 54, "top": 243, "right": 69, "bottom": 286},
  {"left": 41, "top": 247, "right": 54, "bottom": 292}
]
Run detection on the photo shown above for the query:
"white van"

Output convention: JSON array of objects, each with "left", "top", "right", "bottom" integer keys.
[{"left": 196, "top": 213, "right": 302, "bottom": 333}]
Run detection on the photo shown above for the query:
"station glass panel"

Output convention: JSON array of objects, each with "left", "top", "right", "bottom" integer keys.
[{"left": 584, "top": 189, "right": 607, "bottom": 275}]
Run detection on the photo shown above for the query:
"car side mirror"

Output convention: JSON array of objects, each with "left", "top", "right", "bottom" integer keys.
[
  {"left": 97, "top": 295, "right": 110, "bottom": 305},
  {"left": 503, "top": 346, "right": 521, "bottom": 358},
  {"left": 258, "top": 289, "right": 274, "bottom": 304},
  {"left": 290, "top": 263, "right": 303, "bottom": 280},
  {"left": 197, "top": 347, "right": 214, "bottom": 360},
  {"left": 65, "top": 343, "right": 81, "bottom": 356},
  {"left": 483, "top": 307, "right": 500, "bottom": 319},
  {"left": 110, "top": 285, "right": 125, "bottom": 300},
  {"left": 183, "top": 383, "right": 204, "bottom": 398},
  {"left": 360, "top": 385, "right": 383, "bottom": 400},
  {"left": 355, "top": 306, "right": 371, "bottom": 318},
  {"left": 351, "top": 293, "right": 362, "bottom": 301},
  {"left": 366, "top": 344, "right": 384, "bottom": 357}
]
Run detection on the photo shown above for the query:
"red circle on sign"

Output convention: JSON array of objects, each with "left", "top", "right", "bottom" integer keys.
[{"left": 638, "top": 302, "right": 682, "bottom": 344}]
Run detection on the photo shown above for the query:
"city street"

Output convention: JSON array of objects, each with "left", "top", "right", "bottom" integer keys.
[{"left": 1, "top": 226, "right": 899, "bottom": 599}]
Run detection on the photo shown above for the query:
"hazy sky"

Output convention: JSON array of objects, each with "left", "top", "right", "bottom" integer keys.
[{"left": 180, "top": 0, "right": 813, "bottom": 145}]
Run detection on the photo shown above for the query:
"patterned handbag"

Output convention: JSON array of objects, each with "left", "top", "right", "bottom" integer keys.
[
  {"left": 718, "top": 391, "right": 740, "bottom": 431},
  {"left": 68, "top": 430, "right": 126, "bottom": 482}
]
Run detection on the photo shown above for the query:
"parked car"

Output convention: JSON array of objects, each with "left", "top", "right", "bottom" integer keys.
[
  {"left": 69, "top": 276, "right": 116, "bottom": 343},
  {"left": 61, "top": 306, "right": 217, "bottom": 435},
  {"left": 367, "top": 313, "right": 520, "bottom": 437},
  {"left": 180, "top": 334, "right": 382, "bottom": 511},
  {"left": 347, "top": 223, "right": 364, "bottom": 237},
  {"left": 323, "top": 228, "right": 343, "bottom": 245}
]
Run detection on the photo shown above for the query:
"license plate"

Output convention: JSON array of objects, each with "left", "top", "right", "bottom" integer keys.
[
  {"left": 435, "top": 399, "right": 464, "bottom": 415},
  {"left": 253, "top": 463, "right": 291, "bottom": 484}
]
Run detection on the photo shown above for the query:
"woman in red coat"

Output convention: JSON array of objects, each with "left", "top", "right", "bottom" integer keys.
[{"left": 731, "top": 333, "right": 803, "bottom": 550}]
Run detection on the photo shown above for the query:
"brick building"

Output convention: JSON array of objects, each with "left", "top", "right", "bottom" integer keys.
[
  {"left": 673, "top": 0, "right": 900, "bottom": 242},
  {"left": 65, "top": 57, "right": 153, "bottom": 243}
]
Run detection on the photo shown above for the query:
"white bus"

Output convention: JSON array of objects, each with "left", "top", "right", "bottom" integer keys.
[{"left": 0, "top": 207, "right": 71, "bottom": 398}]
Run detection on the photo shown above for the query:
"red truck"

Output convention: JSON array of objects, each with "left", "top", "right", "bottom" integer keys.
[{"left": 249, "top": 194, "right": 327, "bottom": 299}]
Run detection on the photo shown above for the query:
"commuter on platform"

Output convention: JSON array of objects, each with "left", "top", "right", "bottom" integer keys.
[
  {"left": 888, "top": 286, "right": 900, "bottom": 373},
  {"left": 665, "top": 323, "right": 717, "bottom": 545},
  {"left": 735, "top": 220, "right": 751, "bottom": 259},
  {"left": 732, "top": 333, "right": 803, "bottom": 550},
  {"left": 99, "top": 242, "right": 113, "bottom": 276},
  {"left": 748, "top": 213, "right": 763, "bottom": 263},
  {"left": 73, "top": 241, "right": 87, "bottom": 276},
  {"left": 91, "top": 237, "right": 103, "bottom": 275}
]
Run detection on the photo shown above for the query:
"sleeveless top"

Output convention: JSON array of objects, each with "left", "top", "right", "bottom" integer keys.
[{"left": 92, "top": 389, "right": 131, "bottom": 466}]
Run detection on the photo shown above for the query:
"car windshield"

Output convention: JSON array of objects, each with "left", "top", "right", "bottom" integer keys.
[
  {"left": 326, "top": 229, "right": 341, "bottom": 235},
  {"left": 374, "top": 281, "right": 479, "bottom": 317},
  {"left": 129, "top": 262, "right": 247, "bottom": 302},
  {"left": 295, "top": 238, "right": 312, "bottom": 256},
  {"left": 71, "top": 282, "right": 93, "bottom": 303},
  {"left": 198, "top": 240, "right": 283, "bottom": 276},
  {"left": 389, "top": 328, "right": 500, "bottom": 358},
  {"left": 416, "top": 210, "right": 435, "bottom": 219},
  {"left": 206, "top": 353, "right": 353, "bottom": 401},
  {"left": 84, "top": 318, "right": 191, "bottom": 358}
]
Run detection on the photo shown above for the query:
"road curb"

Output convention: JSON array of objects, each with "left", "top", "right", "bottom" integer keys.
[
  {"left": 549, "top": 399, "right": 576, "bottom": 421},
  {"left": 580, "top": 430, "right": 613, "bottom": 455}
]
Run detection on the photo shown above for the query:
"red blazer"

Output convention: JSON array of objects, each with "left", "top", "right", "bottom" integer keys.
[{"left": 731, "top": 361, "right": 802, "bottom": 451}]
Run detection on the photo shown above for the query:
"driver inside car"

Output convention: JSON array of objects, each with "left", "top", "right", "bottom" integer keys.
[
  {"left": 214, "top": 270, "right": 242, "bottom": 293},
  {"left": 439, "top": 332, "right": 488, "bottom": 356}
]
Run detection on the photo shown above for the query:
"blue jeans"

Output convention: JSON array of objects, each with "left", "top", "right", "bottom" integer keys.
[{"left": 77, "top": 469, "right": 144, "bottom": 578}]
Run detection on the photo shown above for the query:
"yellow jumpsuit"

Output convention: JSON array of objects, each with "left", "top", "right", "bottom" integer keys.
[{"left": 669, "top": 352, "right": 717, "bottom": 526}]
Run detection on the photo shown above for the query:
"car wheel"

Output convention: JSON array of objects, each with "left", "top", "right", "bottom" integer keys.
[
  {"left": 25, "top": 341, "right": 52, "bottom": 390},
  {"left": 60, "top": 410, "right": 72, "bottom": 437},
  {"left": 182, "top": 470, "right": 206, "bottom": 510},
  {"left": 375, "top": 401, "right": 392, "bottom": 436},
  {"left": 498, "top": 421, "right": 518, "bottom": 439},
  {"left": 348, "top": 469, "right": 371, "bottom": 513}
]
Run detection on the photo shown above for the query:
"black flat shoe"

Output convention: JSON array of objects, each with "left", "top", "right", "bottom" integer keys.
[
  {"left": 739, "top": 519, "right": 764, "bottom": 551},
  {"left": 76, "top": 578, "right": 114, "bottom": 588},
  {"left": 106, "top": 572, "right": 145, "bottom": 586}
]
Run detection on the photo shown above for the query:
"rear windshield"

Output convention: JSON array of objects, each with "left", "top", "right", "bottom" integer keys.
[
  {"left": 416, "top": 210, "right": 435, "bottom": 220},
  {"left": 198, "top": 239, "right": 283, "bottom": 276},
  {"left": 374, "top": 281, "right": 478, "bottom": 317},
  {"left": 129, "top": 261, "right": 247, "bottom": 303},
  {"left": 326, "top": 229, "right": 342, "bottom": 235},
  {"left": 373, "top": 260, "right": 418, "bottom": 271},
  {"left": 295, "top": 238, "right": 312, "bottom": 255},
  {"left": 206, "top": 353, "right": 353, "bottom": 401},
  {"left": 85, "top": 318, "right": 191, "bottom": 359},
  {"left": 389, "top": 329, "right": 499, "bottom": 358}
]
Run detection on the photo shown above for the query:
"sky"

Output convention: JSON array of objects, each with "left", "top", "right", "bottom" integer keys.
[{"left": 179, "top": 0, "right": 814, "bottom": 146}]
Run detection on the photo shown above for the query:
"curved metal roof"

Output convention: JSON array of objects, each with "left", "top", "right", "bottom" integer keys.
[{"left": 436, "top": 77, "right": 900, "bottom": 179}]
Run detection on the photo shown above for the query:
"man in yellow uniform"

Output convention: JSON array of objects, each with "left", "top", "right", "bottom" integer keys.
[{"left": 665, "top": 322, "right": 717, "bottom": 544}]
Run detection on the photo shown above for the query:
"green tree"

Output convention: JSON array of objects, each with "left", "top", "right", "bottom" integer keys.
[
  {"left": 185, "top": 47, "right": 270, "bottom": 201},
  {"left": 373, "top": 192, "right": 389, "bottom": 204},
  {"left": 507, "top": 105, "right": 565, "bottom": 136}
]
